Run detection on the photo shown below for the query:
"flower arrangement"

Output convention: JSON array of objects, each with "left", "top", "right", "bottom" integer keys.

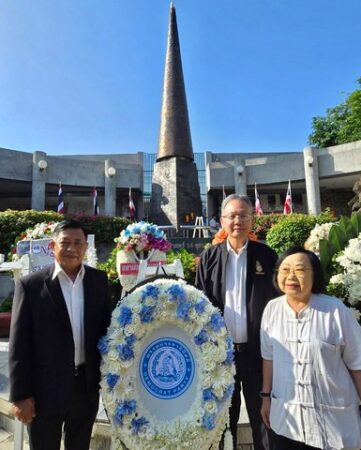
[
  {"left": 211, "top": 228, "right": 257, "bottom": 246},
  {"left": 99, "top": 278, "right": 235, "bottom": 450},
  {"left": 115, "top": 222, "right": 172, "bottom": 294},
  {"left": 19, "top": 221, "right": 59, "bottom": 241},
  {"left": 304, "top": 222, "right": 334, "bottom": 254},
  {"left": 329, "top": 233, "right": 361, "bottom": 322},
  {"left": 115, "top": 221, "right": 172, "bottom": 254}
]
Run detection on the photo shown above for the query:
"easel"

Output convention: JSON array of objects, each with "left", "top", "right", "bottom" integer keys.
[{"left": 192, "top": 216, "right": 210, "bottom": 238}]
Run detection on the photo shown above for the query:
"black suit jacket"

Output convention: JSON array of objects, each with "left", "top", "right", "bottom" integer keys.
[
  {"left": 195, "top": 240, "right": 278, "bottom": 371},
  {"left": 9, "top": 264, "right": 111, "bottom": 416}
]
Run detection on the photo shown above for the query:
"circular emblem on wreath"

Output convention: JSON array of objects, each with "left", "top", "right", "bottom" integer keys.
[{"left": 140, "top": 337, "right": 195, "bottom": 399}]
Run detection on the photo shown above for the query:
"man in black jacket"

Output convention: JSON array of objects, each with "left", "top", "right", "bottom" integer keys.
[
  {"left": 196, "top": 194, "right": 277, "bottom": 450},
  {"left": 9, "top": 220, "right": 111, "bottom": 450}
]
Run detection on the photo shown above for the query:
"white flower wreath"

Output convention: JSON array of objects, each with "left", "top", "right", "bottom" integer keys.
[{"left": 99, "top": 278, "right": 235, "bottom": 450}]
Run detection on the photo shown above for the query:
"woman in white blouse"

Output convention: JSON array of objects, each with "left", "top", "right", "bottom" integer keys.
[{"left": 260, "top": 246, "right": 361, "bottom": 450}]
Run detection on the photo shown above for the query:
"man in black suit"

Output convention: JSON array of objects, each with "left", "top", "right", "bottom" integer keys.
[
  {"left": 196, "top": 194, "right": 277, "bottom": 450},
  {"left": 9, "top": 219, "right": 111, "bottom": 450}
]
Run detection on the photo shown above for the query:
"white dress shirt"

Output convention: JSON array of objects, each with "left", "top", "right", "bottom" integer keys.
[
  {"left": 261, "top": 293, "right": 361, "bottom": 450},
  {"left": 53, "top": 262, "right": 86, "bottom": 366},
  {"left": 224, "top": 240, "right": 248, "bottom": 343}
]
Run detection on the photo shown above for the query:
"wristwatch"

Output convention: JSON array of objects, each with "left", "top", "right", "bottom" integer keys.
[{"left": 259, "top": 391, "right": 271, "bottom": 398}]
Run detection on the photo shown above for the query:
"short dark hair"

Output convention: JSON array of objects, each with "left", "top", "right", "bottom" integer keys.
[
  {"left": 53, "top": 220, "right": 88, "bottom": 240},
  {"left": 273, "top": 245, "right": 326, "bottom": 294}
]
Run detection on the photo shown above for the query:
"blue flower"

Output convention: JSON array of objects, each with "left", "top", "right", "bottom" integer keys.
[
  {"left": 225, "top": 335, "right": 233, "bottom": 351},
  {"left": 106, "top": 373, "right": 120, "bottom": 390},
  {"left": 117, "top": 306, "right": 133, "bottom": 327},
  {"left": 141, "top": 284, "right": 159, "bottom": 301},
  {"left": 209, "top": 312, "right": 225, "bottom": 332},
  {"left": 140, "top": 305, "right": 156, "bottom": 323},
  {"left": 195, "top": 298, "right": 207, "bottom": 314},
  {"left": 176, "top": 301, "right": 191, "bottom": 321},
  {"left": 114, "top": 400, "right": 136, "bottom": 425},
  {"left": 167, "top": 284, "right": 186, "bottom": 302},
  {"left": 194, "top": 329, "right": 208, "bottom": 345},
  {"left": 119, "top": 399, "right": 136, "bottom": 415},
  {"left": 203, "top": 388, "right": 216, "bottom": 402},
  {"left": 224, "top": 349, "right": 234, "bottom": 365},
  {"left": 131, "top": 416, "right": 149, "bottom": 434},
  {"left": 97, "top": 336, "right": 109, "bottom": 354},
  {"left": 202, "top": 413, "right": 216, "bottom": 430},
  {"left": 117, "top": 343, "right": 134, "bottom": 361},
  {"left": 222, "top": 383, "right": 234, "bottom": 401},
  {"left": 125, "top": 334, "right": 136, "bottom": 346}
]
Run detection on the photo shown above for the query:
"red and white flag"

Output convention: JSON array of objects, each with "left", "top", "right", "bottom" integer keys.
[
  {"left": 255, "top": 184, "right": 263, "bottom": 216},
  {"left": 129, "top": 187, "right": 136, "bottom": 220},
  {"left": 57, "top": 182, "right": 65, "bottom": 214},
  {"left": 283, "top": 180, "right": 293, "bottom": 214},
  {"left": 93, "top": 187, "right": 99, "bottom": 216}
]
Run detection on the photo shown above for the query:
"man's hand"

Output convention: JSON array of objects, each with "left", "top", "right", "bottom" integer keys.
[
  {"left": 12, "top": 397, "right": 36, "bottom": 424},
  {"left": 260, "top": 397, "right": 271, "bottom": 429}
]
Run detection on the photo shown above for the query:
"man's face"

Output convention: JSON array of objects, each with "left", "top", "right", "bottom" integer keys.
[
  {"left": 52, "top": 228, "right": 87, "bottom": 275},
  {"left": 220, "top": 199, "right": 253, "bottom": 242}
]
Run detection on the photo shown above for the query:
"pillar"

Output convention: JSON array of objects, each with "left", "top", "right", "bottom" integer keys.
[
  {"left": 104, "top": 160, "right": 116, "bottom": 216},
  {"left": 234, "top": 158, "right": 247, "bottom": 196},
  {"left": 31, "top": 151, "right": 47, "bottom": 211},
  {"left": 303, "top": 146, "right": 321, "bottom": 215}
]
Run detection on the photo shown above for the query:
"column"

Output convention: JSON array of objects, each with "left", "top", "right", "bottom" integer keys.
[
  {"left": 105, "top": 160, "right": 117, "bottom": 216},
  {"left": 303, "top": 146, "right": 321, "bottom": 215},
  {"left": 31, "top": 151, "right": 47, "bottom": 210},
  {"left": 234, "top": 158, "right": 247, "bottom": 196}
]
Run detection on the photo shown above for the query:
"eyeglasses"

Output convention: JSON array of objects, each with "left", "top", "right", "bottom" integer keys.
[
  {"left": 221, "top": 214, "right": 252, "bottom": 222},
  {"left": 277, "top": 266, "right": 312, "bottom": 277}
]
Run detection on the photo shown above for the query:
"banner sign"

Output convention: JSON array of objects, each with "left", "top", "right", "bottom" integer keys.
[{"left": 120, "top": 260, "right": 167, "bottom": 275}]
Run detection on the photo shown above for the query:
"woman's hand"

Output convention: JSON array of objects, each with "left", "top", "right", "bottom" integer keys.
[{"left": 260, "top": 397, "right": 271, "bottom": 429}]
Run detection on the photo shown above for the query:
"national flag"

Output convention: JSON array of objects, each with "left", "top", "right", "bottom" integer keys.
[
  {"left": 254, "top": 184, "right": 263, "bottom": 216},
  {"left": 93, "top": 187, "right": 99, "bottom": 216},
  {"left": 283, "top": 180, "right": 293, "bottom": 214},
  {"left": 57, "top": 182, "right": 65, "bottom": 214},
  {"left": 222, "top": 185, "right": 226, "bottom": 200},
  {"left": 129, "top": 187, "right": 136, "bottom": 220}
]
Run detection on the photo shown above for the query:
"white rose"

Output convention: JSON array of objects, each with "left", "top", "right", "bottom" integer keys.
[{"left": 204, "top": 400, "right": 218, "bottom": 414}]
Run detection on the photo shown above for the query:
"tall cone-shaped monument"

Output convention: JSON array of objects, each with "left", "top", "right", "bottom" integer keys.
[{"left": 150, "top": 3, "right": 202, "bottom": 229}]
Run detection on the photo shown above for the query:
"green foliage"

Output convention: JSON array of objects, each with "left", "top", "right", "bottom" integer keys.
[
  {"left": 309, "top": 77, "right": 361, "bottom": 147},
  {"left": 319, "top": 212, "right": 361, "bottom": 283},
  {"left": 265, "top": 209, "right": 337, "bottom": 255},
  {"left": 0, "top": 210, "right": 131, "bottom": 256},
  {"left": 97, "top": 248, "right": 122, "bottom": 310},
  {"left": 253, "top": 214, "right": 283, "bottom": 240},
  {"left": 0, "top": 210, "right": 63, "bottom": 256},
  {"left": 166, "top": 249, "right": 198, "bottom": 285},
  {"left": 0, "top": 297, "right": 13, "bottom": 312}
]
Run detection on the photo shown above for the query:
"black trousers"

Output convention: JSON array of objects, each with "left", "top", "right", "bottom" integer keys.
[
  {"left": 230, "top": 349, "right": 274, "bottom": 450},
  {"left": 274, "top": 434, "right": 321, "bottom": 450},
  {"left": 28, "top": 370, "right": 99, "bottom": 450}
]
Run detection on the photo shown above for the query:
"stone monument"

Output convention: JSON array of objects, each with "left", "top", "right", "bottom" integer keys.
[{"left": 150, "top": 3, "right": 202, "bottom": 229}]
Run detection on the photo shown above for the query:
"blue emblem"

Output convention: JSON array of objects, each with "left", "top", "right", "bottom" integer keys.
[{"left": 140, "top": 337, "right": 195, "bottom": 399}]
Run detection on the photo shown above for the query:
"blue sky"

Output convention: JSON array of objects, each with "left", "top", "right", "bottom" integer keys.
[{"left": 1, "top": 0, "right": 360, "bottom": 156}]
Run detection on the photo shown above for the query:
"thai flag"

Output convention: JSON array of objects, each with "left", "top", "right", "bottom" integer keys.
[
  {"left": 283, "top": 180, "right": 293, "bottom": 214},
  {"left": 93, "top": 187, "right": 99, "bottom": 216},
  {"left": 57, "top": 182, "right": 65, "bottom": 214},
  {"left": 255, "top": 184, "right": 263, "bottom": 216},
  {"left": 129, "top": 187, "right": 136, "bottom": 220}
]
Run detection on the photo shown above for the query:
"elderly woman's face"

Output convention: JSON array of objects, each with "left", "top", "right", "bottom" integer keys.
[{"left": 277, "top": 252, "right": 314, "bottom": 301}]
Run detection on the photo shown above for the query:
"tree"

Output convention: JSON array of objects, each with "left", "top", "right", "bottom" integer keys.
[{"left": 309, "top": 78, "right": 361, "bottom": 148}]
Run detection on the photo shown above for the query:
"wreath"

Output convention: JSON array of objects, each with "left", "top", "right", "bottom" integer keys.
[{"left": 98, "top": 278, "right": 235, "bottom": 450}]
